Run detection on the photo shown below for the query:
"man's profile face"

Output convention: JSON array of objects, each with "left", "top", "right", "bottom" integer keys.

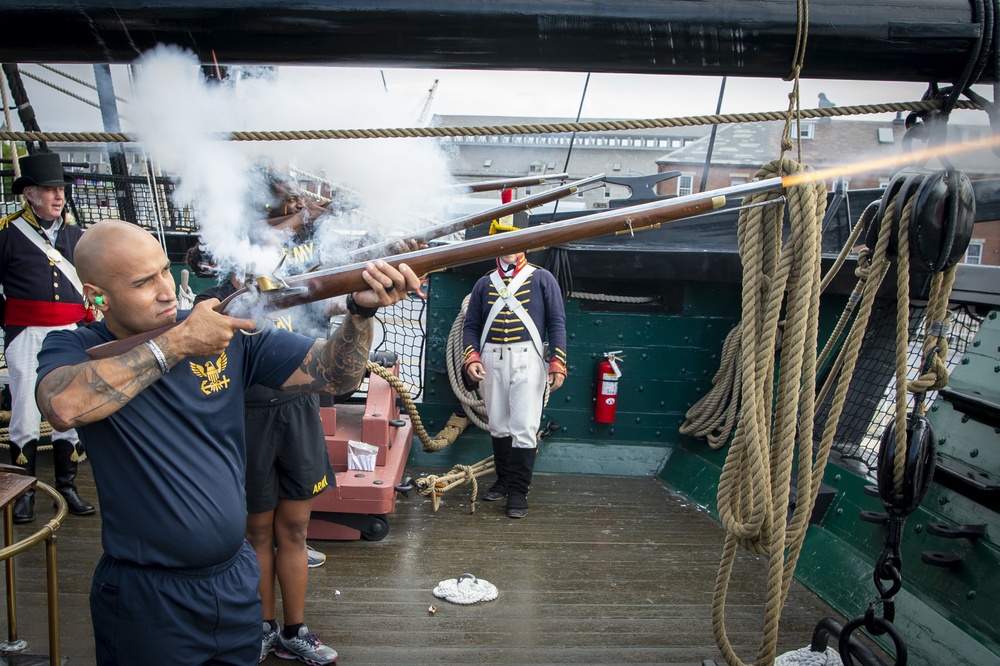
[
  {"left": 99, "top": 238, "right": 179, "bottom": 338},
  {"left": 25, "top": 185, "right": 66, "bottom": 220}
]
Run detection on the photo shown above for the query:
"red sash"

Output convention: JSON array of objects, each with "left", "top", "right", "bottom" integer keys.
[{"left": 3, "top": 297, "right": 90, "bottom": 326}]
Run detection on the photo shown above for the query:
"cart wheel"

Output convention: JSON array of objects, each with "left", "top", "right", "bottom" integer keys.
[{"left": 361, "top": 514, "right": 390, "bottom": 541}]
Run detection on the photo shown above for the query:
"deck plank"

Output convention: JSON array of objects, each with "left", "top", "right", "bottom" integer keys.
[{"left": 1, "top": 452, "right": 882, "bottom": 665}]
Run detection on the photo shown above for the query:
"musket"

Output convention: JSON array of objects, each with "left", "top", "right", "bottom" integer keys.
[
  {"left": 344, "top": 173, "right": 604, "bottom": 262},
  {"left": 86, "top": 178, "right": 785, "bottom": 360},
  {"left": 452, "top": 173, "right": 570, "bottom": 193}
]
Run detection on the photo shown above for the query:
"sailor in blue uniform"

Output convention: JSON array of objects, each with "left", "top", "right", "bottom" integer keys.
[
  {"left": 35, "top": 219, "right": 419, "bottom": 665},
  {"left": 0, "top": 152, "right": 95, "bottom": 522},
  {"left": 462, "top": 221, "right": 568, "bottom": 519}
]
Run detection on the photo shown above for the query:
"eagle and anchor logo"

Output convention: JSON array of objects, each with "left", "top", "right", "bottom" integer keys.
[{"left": 189, "top": 352, "right": 232, "bottom": 395}]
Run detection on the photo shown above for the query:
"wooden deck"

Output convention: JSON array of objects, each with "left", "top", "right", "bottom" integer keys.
[{"left": 4, "top": 449, "right": 868, "bottom": 665}]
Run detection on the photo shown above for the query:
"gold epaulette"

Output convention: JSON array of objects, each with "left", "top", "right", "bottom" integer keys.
[{"left": 0, "top": 209, "right": 25, "bottom": 231}]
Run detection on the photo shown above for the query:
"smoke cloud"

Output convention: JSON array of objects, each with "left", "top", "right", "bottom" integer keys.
[{"left": 128, "top": 45, "right": 455, "bottom": 293}]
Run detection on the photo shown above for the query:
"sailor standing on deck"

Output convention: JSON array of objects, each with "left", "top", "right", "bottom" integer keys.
[
  {"left": 0, "top": 152, "right": 96, "bottom": 522},
  {"left": 34, "top": 219, "right": 419, "bottom": 665},
  {"left": 462, "top": 213, "right": 567, "bottom": 519}
]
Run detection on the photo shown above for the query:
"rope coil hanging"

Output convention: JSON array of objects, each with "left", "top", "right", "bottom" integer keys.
[{"left": 711, "top": 158, "right": 826, "bottom": 666}]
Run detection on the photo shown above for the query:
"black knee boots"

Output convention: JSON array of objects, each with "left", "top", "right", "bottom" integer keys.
[
  {"left": 482, "top": 436, "right": 513, "bottom": 501},
  {"left": 10, "top": 440, "right": 37, "bottom": 524},
  {"left": 53, "top": 440, "right": 96, "bottom": 516},
  {"left": 505, "top": 446, "right": 537, "bottom": 519}
]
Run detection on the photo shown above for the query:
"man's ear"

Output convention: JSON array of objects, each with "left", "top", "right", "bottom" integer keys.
[{"left": 83, "top": 284, "right": 106, "bottom": 309}]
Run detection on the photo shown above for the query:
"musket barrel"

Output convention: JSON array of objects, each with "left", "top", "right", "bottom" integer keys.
[
  {"left": 86, "top": 177, "right": 784, "bottom": 359},
  {"left": 456, "top": 173, "right": 571, "bottom": 193},
  {"left": 345, "top": 173, "right": 605, "bottom": 261},
  {"left": 261, "top": 177, "right": 784, "bottom": 311}
]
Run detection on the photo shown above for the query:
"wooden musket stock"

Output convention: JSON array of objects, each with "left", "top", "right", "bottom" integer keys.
[{"left": 86, "top": 178, "right": 783, "bottom": 360}]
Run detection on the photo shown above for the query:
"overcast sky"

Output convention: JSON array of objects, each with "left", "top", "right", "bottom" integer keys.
[{"left": 8, "top": 63, "right": 992, "bottom": 133}]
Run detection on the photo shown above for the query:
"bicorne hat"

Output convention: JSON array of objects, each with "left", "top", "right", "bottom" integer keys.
[{"left": 11, "top": 153, "right": 73, "bottom": 194}]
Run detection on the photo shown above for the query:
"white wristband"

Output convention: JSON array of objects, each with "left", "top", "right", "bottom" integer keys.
[{"left": 145, "top": 340, "right": 170, "bottom": 375}]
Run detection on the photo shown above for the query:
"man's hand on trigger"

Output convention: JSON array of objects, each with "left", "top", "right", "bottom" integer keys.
[{"left": 171, "top": 299, "right": 258, "bottom": 358}]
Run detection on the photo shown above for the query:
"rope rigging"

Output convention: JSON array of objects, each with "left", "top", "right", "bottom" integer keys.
[{"left": 0, "top": 99, "right": 983, "bottom": 145}]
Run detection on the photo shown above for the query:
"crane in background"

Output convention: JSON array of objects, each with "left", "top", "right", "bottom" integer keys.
[{"left": 417, "top": 78, "right": 439, "bottom": 126}]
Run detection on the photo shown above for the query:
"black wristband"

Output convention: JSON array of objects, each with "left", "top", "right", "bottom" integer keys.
[{"left": 346, "top": 293, "right": 379, "bottom": 318}]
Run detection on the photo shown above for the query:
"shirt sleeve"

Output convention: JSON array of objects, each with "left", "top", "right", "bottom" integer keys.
[
  {"left": 461, "top": 276, "right": 489, "bottom": 366},
  {"left": 540, "top": 270, "right": 568, "bottom": 375}
]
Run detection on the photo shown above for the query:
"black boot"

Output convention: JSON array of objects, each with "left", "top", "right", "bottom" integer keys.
[
  {"left": 482, "top": 436, "right": 513, "bottom": 501},
  {"left": 53, "top": 440, "right": 96, "bottom": 516},
  {"left": 505, "top": 446, "right": 537, "bottom": 519},
  {"left": 10, "top": 440, "right": 37, "bottom": 524}
]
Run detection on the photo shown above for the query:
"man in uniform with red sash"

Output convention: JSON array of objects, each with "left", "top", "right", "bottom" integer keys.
[{"left": 0, "top": 152, "right": 95, "bottom": 522}]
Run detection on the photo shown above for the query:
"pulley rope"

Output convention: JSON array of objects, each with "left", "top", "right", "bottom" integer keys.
[{"left": 0, "top": 99, "right": 981, "bottom": 145}]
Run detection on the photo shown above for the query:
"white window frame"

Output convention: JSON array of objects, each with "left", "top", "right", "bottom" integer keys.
[
  {"left": 964, "top": 240, "right": 984, "bottom": 265},
  {"left": 677, "top": 175, "right": 694, "bottom": 196}
]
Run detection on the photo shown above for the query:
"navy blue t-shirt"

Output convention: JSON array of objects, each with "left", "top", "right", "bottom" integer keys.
[{"left": 36, "top": 313, "right": 314, "bottom": 568}]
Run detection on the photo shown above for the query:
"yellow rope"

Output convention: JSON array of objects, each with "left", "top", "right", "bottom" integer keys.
[
  {"left": 0, "top": 100, "right": 980, "bottom": 145},
  {"left": 712, "top": 158, "right": 826, "bottom": 666},
  {"left": 364, "top": 361, "right": 476, "bottom": 454},
  {"left": 414, "top": 457, "right": 496, "bottom": 513}
]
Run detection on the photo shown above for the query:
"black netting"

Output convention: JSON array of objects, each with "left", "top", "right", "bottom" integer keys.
[
  {"left": 370, "top": 295, "right": 427, "bottom": 402},
  {"left": 814, "top": 301, "right": 983, "bottom": 474}
]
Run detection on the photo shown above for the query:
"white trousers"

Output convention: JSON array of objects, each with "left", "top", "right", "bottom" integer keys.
[
  {"left": 481, "top": 341, "right": 546, "bottom": 450},
  {"left": 6, "top": 326, "right": 79, "bottom": 446}
]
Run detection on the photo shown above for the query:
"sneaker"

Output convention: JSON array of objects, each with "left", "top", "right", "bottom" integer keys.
[
  {"left": 274, "top": 625, "right": 338, "bottom": 664},
  {"left": 260, "top": 621, "right": 279, "bottom": 663},
  {"left": 306, "top": 545, "right": 326, "bottom": 568}
]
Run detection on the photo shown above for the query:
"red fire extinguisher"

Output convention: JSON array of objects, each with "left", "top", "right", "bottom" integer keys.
[{"left": 595, "top": 351, "right": 623, "bottom": 423}]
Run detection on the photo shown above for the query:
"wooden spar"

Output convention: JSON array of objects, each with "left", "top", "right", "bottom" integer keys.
[
  {"left": 0, "top": 1, "right": 989, "bottom": 83},
  {"left": 85, "top": 177, "right": 783, "bottom": 360},
  {"left": 344, "top": 173, "right": 604, "bottom": 261}
]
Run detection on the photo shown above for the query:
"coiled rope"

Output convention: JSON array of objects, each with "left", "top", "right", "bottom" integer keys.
[
  {"left": 414, "top": 457, "right": 497, "bottom": 513},
  {"left": 0, "top": 99, "right": 981, "bottom": 145},
  {"left": 711, "top": 158, "right": 827, "bottom": 666}
]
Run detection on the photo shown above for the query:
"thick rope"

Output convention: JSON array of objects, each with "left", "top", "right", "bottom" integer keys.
[
  {"left": 679, "top": 326, "right": 743, "bottom": 449},
  {"left": 445, "top": 295, "right": 490, "bottom": 431},
  {"left": 0, "top": 100, "right": 981, "bottom": 144},
  {"left": 712, "top": 158, "right": 826, "bottom": 666},
  {"left": 414, "top": 457, "right": 496, "bottom": 512},
  {"left": 569, "top": 292, "right": 656, "bottom": 304}
]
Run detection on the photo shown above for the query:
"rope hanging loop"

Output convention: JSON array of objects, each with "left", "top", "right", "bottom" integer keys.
[{"left": 875, "top": 415, "right": 936, "bottom": 517}]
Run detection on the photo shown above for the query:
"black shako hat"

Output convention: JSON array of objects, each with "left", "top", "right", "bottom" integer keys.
[{"left": 12, "top": 153, "right": 73, "bottom": 194}]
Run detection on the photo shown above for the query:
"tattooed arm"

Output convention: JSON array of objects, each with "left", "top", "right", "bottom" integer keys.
[
  {"left": 282, "top": 313, "right": 374, "bottom": 394},
  {"left": 280, "top": 260, "right": 421, "bottom": 394},
  {"left": 37, "top": 300, "right": 257, "bottom": 431}
]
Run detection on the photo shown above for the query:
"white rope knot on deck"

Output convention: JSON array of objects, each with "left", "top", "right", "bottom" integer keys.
[
  {"left": 775, "top": 646, "right": 844, "bottom": 665},
  {"left": 432, "top": 573, "right": 498, "bottom": 604}
]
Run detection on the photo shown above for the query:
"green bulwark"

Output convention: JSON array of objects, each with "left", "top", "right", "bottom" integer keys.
[{"left": 415, "top": 266, "right": 1000, "bottom": 665}]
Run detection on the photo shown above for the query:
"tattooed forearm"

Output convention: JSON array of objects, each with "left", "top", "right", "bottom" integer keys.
[
  {"left": 286, "top": 314, "right": 374, "bottom": 394},
  {"left": 37, "top": 345, "right": 165, "bottom": 430}
]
